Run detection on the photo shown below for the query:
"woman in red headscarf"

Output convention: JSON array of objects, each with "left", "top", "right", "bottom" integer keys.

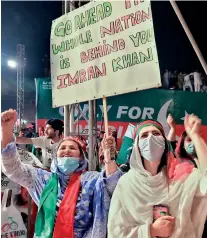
[{"left": 1, "top": 109, "right": 122, "bottom": 238}]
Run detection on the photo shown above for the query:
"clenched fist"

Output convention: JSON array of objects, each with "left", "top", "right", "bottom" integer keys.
[{"left": 1, "top": 109, "right": 17, "bottom": 132}]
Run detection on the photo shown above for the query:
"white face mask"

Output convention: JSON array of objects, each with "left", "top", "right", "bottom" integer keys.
[{"left": 138, "top": 134, "right": 165, "bottom": 161}]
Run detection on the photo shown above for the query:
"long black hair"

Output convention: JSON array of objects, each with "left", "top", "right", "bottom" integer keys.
[
  {"left": 178, "top": 131, "right": 197, "bottom": 167},
  {"left": 157, "top": 135, "right": 169, "bottom": 173},
  {"left": 179, "top": 131, "right": 192, "bottom": 160}
]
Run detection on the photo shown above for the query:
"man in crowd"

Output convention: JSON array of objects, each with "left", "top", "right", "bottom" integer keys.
[
  {"left": 201, "top": 82, "right": 207, "bottom": 93},
  {"left": 170, "top": 70, "right": 178, "bottom": 89},
  {"left": 16, "top": 119, "right": 64, "bottom": 169},
  {"left": 183, "top": 73, "right": 193, "bottom": 91},
  {"left": 177, "top": 72, "right": 184, "bottom": 90},
  {"left": 190, "top": 70, "right": 202, "bottom": 92},
  {"left": 163, "top": 69, "right": 170, "bottom": 89}
]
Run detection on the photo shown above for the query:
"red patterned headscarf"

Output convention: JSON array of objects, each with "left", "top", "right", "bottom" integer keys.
[{"left": 62, "top": 136, "right": 87, "bottom": 153}]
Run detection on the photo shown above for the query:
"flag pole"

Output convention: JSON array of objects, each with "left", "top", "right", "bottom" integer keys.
[{"left": 170, "top": 0, "right": 207, "bottom": 74}]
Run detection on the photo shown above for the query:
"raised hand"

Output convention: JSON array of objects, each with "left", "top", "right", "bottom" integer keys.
[
  {"left": 184, "top": 114, "right": 201, "bottom": 139},
  {"left": 1, "top": 109, "right": 17, "bottom": 132},
  {"left": 167, "top": 114, "right": 176, "bottom": 129}
]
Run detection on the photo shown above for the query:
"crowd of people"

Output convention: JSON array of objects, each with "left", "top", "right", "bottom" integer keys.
[
  {"left": 162, "top": 70, "right": 207, "bottom": 92},
  {"left": 1, "top": 108, "right": 207, "bottom": 238}
]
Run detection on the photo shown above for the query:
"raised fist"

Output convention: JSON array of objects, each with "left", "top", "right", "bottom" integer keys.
[
  {"left": 184, "top": 114, "right": 201, "bottom": 138},
  {"left": 1, "top": 109, "right": 17, "bottom": 131}
]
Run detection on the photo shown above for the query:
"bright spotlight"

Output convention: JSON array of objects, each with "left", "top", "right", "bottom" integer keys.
[{"left": 7, "top": 60, "right": 17, "bottom": 68}]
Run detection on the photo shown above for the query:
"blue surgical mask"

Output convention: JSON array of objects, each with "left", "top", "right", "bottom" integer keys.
[
  {"left": 57, "top": 157, "right": 80, "bottom": 175},
  {"left": 139, "top": 134, "right": 165, "bottom": 161},
  {"left": 186, "top": 143, "right": 195, "bottom": 155}
]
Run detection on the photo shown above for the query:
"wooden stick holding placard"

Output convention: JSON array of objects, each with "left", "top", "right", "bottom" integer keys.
[{"left": 102, "top": 96, "right": 109, "bottom": 136}]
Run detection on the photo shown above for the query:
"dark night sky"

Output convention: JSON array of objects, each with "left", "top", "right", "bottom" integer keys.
[{"left": 1, "top": 1, "right": 207, "bottom": 121}]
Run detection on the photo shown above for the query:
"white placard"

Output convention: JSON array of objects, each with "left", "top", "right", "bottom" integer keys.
[{"left": 51, "top": 0, "right": 161, "bottom": 107}]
